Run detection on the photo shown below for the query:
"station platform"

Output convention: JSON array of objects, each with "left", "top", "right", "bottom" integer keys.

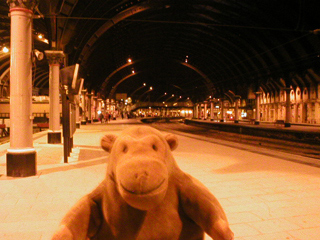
[{"left": 0, "top": 119, "right": 320, "bottom": 239}]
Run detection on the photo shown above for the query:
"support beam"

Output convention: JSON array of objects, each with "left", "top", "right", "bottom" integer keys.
[
  {"left": 87, "top": 93, "right": 92, "bottom": 123},
  {"left": 203, "top": 101, "right": 208, "bottom": 120},
  {"left": 255, "top": 92, "right": 262, "bottom": 125},
  {"left": 284, "top": 88, "right": 292, "bottom": 127},
  {"left": 81, "top": 90, "right": 87, "bottom": 125},
  {"left": 6, "top": 1, "right": 38, "bottom": 177},
  {"left": 234, "top": 95, "right": 241, "bottom": 123},
  {"left": 45, "top": 51, "right": 65, "bottom": 143},
  {"left": 210, "top": 100, "right": 214, "bottom": 121}
]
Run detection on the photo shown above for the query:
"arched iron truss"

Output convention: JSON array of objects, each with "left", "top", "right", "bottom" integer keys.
[{"left": 0, "top": 0, "right": 319, "bottom": 102}]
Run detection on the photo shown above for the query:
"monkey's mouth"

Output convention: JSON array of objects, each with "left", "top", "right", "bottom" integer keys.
[{"left": 120, "top": 178, "right": 166, "bottom": 195}]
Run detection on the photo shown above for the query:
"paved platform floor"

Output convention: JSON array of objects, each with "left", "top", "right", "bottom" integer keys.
[{"left": 0, "top": 119, "right": 320, "bottom": 239}]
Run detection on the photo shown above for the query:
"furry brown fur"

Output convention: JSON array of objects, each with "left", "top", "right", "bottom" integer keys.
[{"left": 52, "top": 126, "right": 234, "bottom": 240}]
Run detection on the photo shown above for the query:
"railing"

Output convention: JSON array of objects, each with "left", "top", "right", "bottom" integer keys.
[{"left": 131, "top": 101, "right": 193, "bottom": 111}]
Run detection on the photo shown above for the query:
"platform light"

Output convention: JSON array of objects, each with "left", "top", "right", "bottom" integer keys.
[
  {"left": 36, "top": 33, "right": 49, "bottom": 44},
  {"left": 2, "top": 46, "right": 9, "bottom": 53},
  {"left": 128, "top": 58, "right": 132, "bottom": 63},
  {"left": 34, "top": 49, "right": 44, "bottom": 61}
]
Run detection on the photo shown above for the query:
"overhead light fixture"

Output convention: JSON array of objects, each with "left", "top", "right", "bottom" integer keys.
[
  {"left": 128, "top": 58, "right": 132, "bottom": 63},
  {"left": 2, "top": 46, "right": 9, "bottom": 53},
  {"left": 36, "top": 33, "right": 49, "bottom": 44},
  {"left": 33, "top": 49, "right": 44, "bottom": 61}
]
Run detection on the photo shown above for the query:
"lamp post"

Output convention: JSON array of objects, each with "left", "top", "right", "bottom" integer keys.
[
  {"left": 164, "top": 94, "right": 175, "bottom": 102},
  {"left": 138, "top": 87, "right": 153, "bottom": 101},
  {"left": 155, "top": 92, "right": 167, "bottom": 102},
  {"left": 129, "top": 83, "right": 146, "bottom": 99}
]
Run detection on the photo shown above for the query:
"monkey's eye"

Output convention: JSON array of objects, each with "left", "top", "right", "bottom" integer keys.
[
  {"left": 152, "top": 144, "right": 158, "bottom": 151},
  {"left": 123, "top": 145, "right": 128, "bottom": 153}
]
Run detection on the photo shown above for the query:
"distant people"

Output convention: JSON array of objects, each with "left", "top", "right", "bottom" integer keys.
[{"left": 99, "top": 113, "right": 104, "bottom": 123}]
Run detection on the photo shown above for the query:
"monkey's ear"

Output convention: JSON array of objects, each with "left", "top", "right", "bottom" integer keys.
[
  {"left": 101, "top": 134, "right": 117, "bottom": 152},
  {"left": 165, "top": 133, "right": 178, "bottom": 151}
]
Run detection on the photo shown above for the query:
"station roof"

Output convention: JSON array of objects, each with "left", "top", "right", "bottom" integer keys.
[{"left": 1, "top": 0, "right": 320, "bottom": 102}]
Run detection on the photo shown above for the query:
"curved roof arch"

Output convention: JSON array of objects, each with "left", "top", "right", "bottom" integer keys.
[{"left": 0, "top": 0, "right": 320, "bottom": 101}]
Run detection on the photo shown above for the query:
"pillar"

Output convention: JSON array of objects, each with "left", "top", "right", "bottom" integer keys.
[
  {"left": 98, "top": 98, "right": 102, "bottom": 121},
  {"left": 210, "top": 100, "right": 214, "bottom": 121},
  {"left": 6, "top": 1, "right": 38, "bottom": 177},
  {"left": 196, "top": 103, "right": 201, "bottom": 119},
  {"left": 45, "top": 51, "right": 65, "bottom": 143},
  {"left": 284, "top": 88, "right": 291, "bottom": 127},
  {"left": 204, "top": 101, "right": 208, "bottom": 120},
  {"left": 81, "top": 90, "right": 87, "bottom": 125},
  {"left": 234, "top": 96, "right": 241, "bottom": 123},
  {"left": 103, "top": 100, "right": 107, "bottom": 116},
  {"left": 255, "top": 92, "right": 262, "bottom": 125},
  {"left": 315, "top": 102, "right": 320, "bottom": 124},
  {"left": 93, "top": 96, "right": 98, "bottom": 121},
  {"left": 220, "top": 100, "right": 225, "bottom": 122},
  {"left": 87, "top": 93, "right": 92, "bottom": 123},
  {"left": 75, "top": 96, "right": 80, "bottom": 128}
]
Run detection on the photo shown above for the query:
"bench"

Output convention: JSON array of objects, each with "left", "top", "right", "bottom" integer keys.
[
  {"left": 0, "top": 124, "right": 9, "bottom": 137},
  {"left": 37, "top": 123, "right": 49, "bottom": 131},
  {"left": 249, "top": 119, "right": 256, "bottom": 124},
  {"left": 274, "top": 120, "right": 285, "bottom": 127}
]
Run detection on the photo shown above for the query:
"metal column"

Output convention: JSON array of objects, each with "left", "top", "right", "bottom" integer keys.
[
  {"left": 255, "top": 92, "right": 262, "bottom": 125},
  {"left": 45, "top": 51, "right": 65, "bottom": 143},
  {"left": 284, "top": 88, "right": 292, "bottom": 127},
  {"left": 6, "top": 1, "right": 38, "bottom": 177}
]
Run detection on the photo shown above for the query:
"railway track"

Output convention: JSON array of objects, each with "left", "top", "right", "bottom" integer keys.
[{"left": 153, "top": 122, "right": 320, "bottom": 161}]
